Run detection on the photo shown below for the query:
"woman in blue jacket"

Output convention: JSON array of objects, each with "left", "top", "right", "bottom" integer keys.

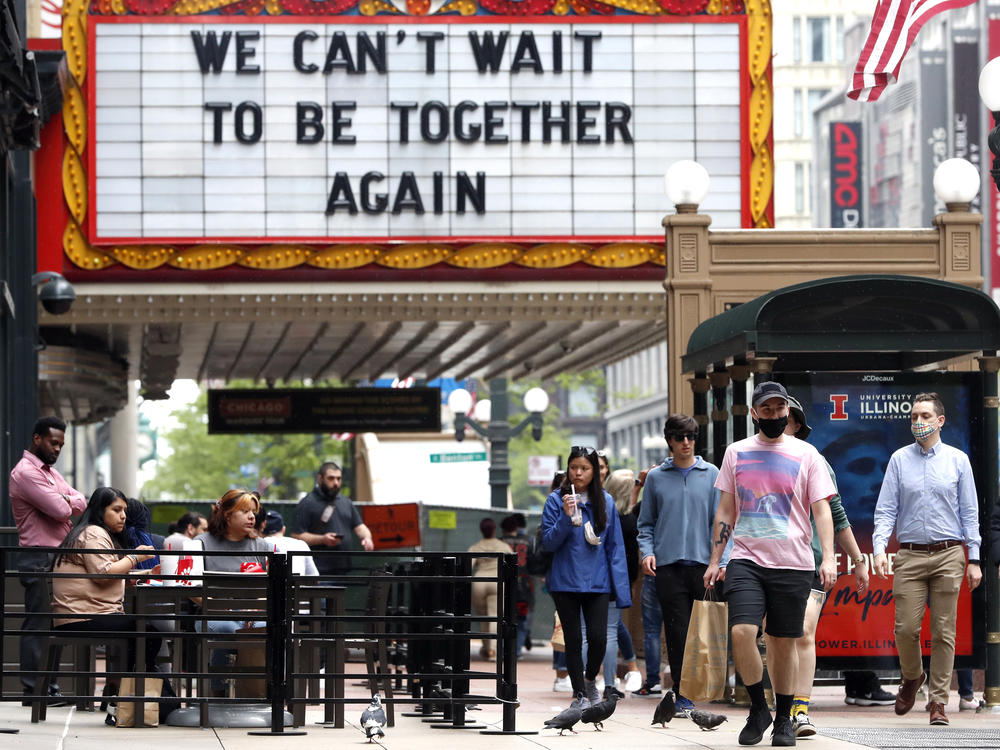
[{"left": 542, "top": 445, "right": 631, "bottom": 710}]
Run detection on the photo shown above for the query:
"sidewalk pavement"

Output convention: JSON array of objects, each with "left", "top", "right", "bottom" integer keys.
[{"left": 2, "top": 643, "right": 999, "bottom": 749}]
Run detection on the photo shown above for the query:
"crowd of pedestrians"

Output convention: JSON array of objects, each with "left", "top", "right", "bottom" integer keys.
[
  {"left": 8, "top": 388, "right": 993, "bottom": 741},
  {"left": 536, "top": 384, "right": 987, "bottom": 747}
]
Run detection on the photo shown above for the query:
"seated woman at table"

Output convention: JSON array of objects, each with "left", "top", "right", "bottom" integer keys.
[
  {"left": 51, "top": 487, "right": 161, "bottom": 689},
  {"left": 191, "top": 489, "right": 271, "bottom": 695}
]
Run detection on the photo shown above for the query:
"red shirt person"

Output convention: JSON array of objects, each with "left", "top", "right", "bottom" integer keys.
[{"left": 9, "top": 416, "right": 87, "bottom": 698}]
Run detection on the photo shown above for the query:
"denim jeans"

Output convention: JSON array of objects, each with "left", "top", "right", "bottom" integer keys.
[
  {"left": 196, "top": 618, "right": 266, "bottom": 692},
  {"left": 640, "top": 575, "right": 663, "bottom": 685},
  {"left": 604, "top": 603, "right": 624, "bottom": 685}
]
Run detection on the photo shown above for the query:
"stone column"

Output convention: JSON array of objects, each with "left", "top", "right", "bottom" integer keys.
[
  {"left": 664, "top": 211, "right": 712, "bottom": 416},
  {"left": 110, "top": 379, "right": 138, "bottom": 498}
]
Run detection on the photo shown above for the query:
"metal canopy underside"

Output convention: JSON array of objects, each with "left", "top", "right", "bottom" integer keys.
[
  {"left": 40, "top": 280, "right": 667, "bottom": 421},
  {"left": 681, "top": 275, "right": 1000, "bottom": 374}
]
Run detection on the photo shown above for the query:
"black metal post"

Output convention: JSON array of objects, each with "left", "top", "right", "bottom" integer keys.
[
  {"left": 979, "top": 354, "right": 1000, "bottom": 708},
  {"left": 487, "top": 377, "right": 511, "bottom": 509},
  {"left": 710, "top": 365, "right": 730, "bottom": 467},
  {"left": 730, "top": 360, "right": 751, "bottom": 442},
  {"left": 248, "top": 552, "right": 305, "bottom": 735},
  {"left": 0, "top": 548, "right": 17, "bottom": 733},
  {"left": 480, "top": 553, "right": 536, "bottom": 735},
  {"left": 691, "top": 372, "right": 710, "bottom": 462}
]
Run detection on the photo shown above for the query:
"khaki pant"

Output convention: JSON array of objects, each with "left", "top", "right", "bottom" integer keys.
[
  {"left": 471, "top": 580, "right": 498, "bottom": 652},
  {"left": 892, "top": 546, "right": 965, "bottom": 703}
]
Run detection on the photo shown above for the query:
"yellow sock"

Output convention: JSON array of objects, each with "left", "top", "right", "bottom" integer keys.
[{"left": 791, "top": 697, "right": 810, "bottom": 717}]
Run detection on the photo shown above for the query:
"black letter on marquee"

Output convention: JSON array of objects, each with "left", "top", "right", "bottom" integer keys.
[
  {"left": 511, "top": 31, "right": 542, "bottom": 73},
  {"left": 293, "top": 31, "right": 319, "bottom": 73},
  {"left": 512, "top": 101, "right": 539, "bottom": 142},
  {"left": 456, "top": 172, "right": 486, "bottom": 214},
  {"left": 417, "top": 31, "right": 444, "bottom": 73},
  {"left": 573, "top": 30, "right": 601, "bottom": 73},
  {"left": 433, "top": 171, "right": 443, "bottom": 214},
  {"left": 204, "top": 101, "right": 232, "bottom": 143},
  {"left": 326, "top": 172, "right": 359, "bottom": 215},
  {"left": 235, "top": 31, "right": 260, "bottom": 74},
  {"left": 331, "top": 101, "right": 357, "bottom": 144},
  {"left": 484, "top": 101, "right": 508, "bottom": 144},
  {"left": 191, "top": 31, "right": 232, "bottom": 74},
  {"left": 392, "top": 172, "right": 425, "bottom": 214},
  {"left": 468, "top": 31, "right": 509, "bottom": 73},
  {"left": 356, "top": 32, "right": 386, "bottom": 73},
  {"left": 324, "top": 32, "right": 357, "bottom": 74},
  {"left": 542, "top": 101, "right": 571, "bottom": 143},
  {"left": 454, "top": 101, "right": 481, "bottom": 143},
  {"left": 360, "top": 172, "right": 388, "bottom": 214},
  {"left": 421, "top": 101, "right": 449, "bottom": 143},
  {"left": 575, "top": 101, "right": 600, "bottom": 144},
  {"left": 234, "top": 101, "right": 262, "bottom": 144},
  {"left": 605, "top": 102, "right": 633, "bottom": 144},
  {"left": 296, "top": 102, "right": 323, "bottom": 144},
  {"left": 552, "top": 31, "right": 562, "bottom": 74},
  {"left": 391, "top": 101, "right": 418, "bottom": 143}
]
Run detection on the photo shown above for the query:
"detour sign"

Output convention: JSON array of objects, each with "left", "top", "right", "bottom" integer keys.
[{"left": 361, "top": 503, "right": 420, "bottom": 549}]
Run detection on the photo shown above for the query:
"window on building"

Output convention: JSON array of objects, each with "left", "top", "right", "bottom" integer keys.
[
  {"left": 795, "top": 163, "right": 805, "bottom": 214},
  {"left": 794, "top": 89, "right": 803, "bottom": 137},
  {"left": 805, "top": 88, "right": 829, "bottom": 139},
  {"left": 808, "top": 17, "right": 830, "bottom": 62},
  {"left": 793, "top": 17, "right": 801, "bottom": 63},
  {"left": 835, "top": 17, "right": 844, "bottom": 61}
]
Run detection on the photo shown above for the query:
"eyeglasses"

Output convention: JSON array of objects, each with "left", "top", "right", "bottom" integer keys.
[
  {"left": 667, "top": 432, "right": 698, "bottom": 443},
  {"left": 570, "top": 445, "right": 598, "bottom": 457}
]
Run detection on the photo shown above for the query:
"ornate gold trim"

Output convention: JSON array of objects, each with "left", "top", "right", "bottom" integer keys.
[{"left": 61, "top": 1, "right": 771, "bottom": 270}]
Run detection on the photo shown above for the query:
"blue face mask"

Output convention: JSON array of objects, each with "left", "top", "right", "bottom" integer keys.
[{"left": 911, "top": 421, "right": 938, "bottom": 441}]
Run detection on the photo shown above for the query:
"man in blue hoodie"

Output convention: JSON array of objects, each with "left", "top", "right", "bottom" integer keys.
[{"left": 637, "top": 413, "right": 726, "bottom": 715}]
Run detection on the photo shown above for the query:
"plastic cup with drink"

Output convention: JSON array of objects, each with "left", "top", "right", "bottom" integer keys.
[{"left": 568, "top": 492, "right": 584, "bottom": 526}]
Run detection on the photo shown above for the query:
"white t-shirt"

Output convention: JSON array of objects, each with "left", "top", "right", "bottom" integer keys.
[
  {"left": 267, "top": 534, "right": 320, "bottom": 577},
  {"left": 715, "top": 434, "right": 836, "bottom": 571}
]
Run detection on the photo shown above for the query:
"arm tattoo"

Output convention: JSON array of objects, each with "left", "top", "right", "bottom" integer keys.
[{"left": 715, "top": 521, "right": 732, "bottom": 547}]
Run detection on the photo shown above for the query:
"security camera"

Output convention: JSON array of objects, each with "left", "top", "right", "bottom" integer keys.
[{"left": 32, "top": 272, "right": 76, "bottom": 315}]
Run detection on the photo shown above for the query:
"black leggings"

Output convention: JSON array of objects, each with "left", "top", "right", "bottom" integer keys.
[
  {"left": 551, "top": 591, "right": 609, "bottom": 695},
  {"left": 55, "top": 614, "right": 162, "bottom": 675}
]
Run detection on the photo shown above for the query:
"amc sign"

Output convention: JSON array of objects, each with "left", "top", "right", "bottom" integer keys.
[{"left": 830, "top": 122, "right": 863, "bottom": 229}]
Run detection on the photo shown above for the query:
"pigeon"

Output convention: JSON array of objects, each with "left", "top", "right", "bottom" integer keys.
[
  {"left": 360, "top": 694, "right": 387, "bottom": 742},
  {"left": 689, "top": 709, "right": 728, "bottom": 731},
  {"left": 543, "top": 705, "right": 583, "bottom": 735},
  {"left": 651, "top": 690, "right": 676, "bottom": 727},
  {"left": 581, "top": 692, "right": 621, "bottom": 731}
]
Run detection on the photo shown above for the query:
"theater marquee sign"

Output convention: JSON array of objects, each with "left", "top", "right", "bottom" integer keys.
[{"left": 52, "top": 0, "right": 774, "bottom": 273}]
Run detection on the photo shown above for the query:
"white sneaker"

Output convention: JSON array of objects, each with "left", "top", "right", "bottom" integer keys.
[
  {"left": 553, "top": 676, "right": 573, "bottom": 693},
  {"left": 623, "top": 671, "right": 642, "bottom": 692},
  {"left": 959, "top": 696, "right": 982, "bottom": 711},
  {"left": 596, "top": 676, "right": 605, "bottom": 692}
]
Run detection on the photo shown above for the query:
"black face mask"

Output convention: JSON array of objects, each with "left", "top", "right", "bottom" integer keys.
[{"left": 756, "top": 415, "right": 788, "bottom": 439}]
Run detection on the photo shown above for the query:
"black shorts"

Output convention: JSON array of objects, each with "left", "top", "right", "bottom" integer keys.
[{"left": 725, "top": 559, "right": 813, "bottom": 638}]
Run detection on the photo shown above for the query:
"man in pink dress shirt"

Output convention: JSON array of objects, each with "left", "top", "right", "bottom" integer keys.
[{"left": 9, "top": 416, "right": 87, "bottom": 699}]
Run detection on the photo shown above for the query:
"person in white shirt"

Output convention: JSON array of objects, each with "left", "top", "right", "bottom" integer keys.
[{"left": 262, "top": 510, "right": 319, "bottom": 577}]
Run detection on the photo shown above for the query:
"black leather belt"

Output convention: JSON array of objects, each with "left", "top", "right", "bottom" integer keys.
[{"left": 898, "top": 540, "right": 962, "bottom": 552}]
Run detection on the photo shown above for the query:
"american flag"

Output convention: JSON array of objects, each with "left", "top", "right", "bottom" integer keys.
[{"left": 848, "top": 0, "right": 977, "bottom": 102}]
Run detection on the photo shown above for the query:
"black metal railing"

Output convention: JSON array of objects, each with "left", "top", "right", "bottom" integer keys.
[{"left": 0, "top": 546, "right": 523, "bottom": 734}]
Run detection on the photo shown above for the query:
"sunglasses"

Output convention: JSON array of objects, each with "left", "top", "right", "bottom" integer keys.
[
  {"left": 570, "top": 445, "right": 598, "bottom": 457},
  {"left": 667, "top": 432, "right": 698, "bottom": 443}
]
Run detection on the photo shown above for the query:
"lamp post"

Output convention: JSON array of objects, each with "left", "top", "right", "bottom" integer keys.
[
  {"left": 448, "top": 378, "right": 550, "bottom": 509},
  {"left": 979, "top": 57, "right": 1000, "bottom": 194}
]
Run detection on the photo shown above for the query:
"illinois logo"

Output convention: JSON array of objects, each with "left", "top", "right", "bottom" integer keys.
[{"left": 830, "top": 395, "right": 848, "bottom": 420}]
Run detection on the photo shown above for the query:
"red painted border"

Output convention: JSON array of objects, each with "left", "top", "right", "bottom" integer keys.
[
  {"left": 30, "top": 38, "right": 67, "bottom": 274},
  {"left": 84, "top": 13, "right": 751, "bottom": 247}
]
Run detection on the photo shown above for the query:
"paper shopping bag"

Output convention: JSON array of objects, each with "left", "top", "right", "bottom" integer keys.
[
  {"left": 679, "top": 592, "right": 729, "bottom": 702},
  {"left": 115, "top": 676, "right": 161, "bottom": 727}
]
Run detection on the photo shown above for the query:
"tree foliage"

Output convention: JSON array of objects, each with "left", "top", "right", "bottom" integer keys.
[{"left": 141, "top": 384, "right": 347, "bottom": 501}]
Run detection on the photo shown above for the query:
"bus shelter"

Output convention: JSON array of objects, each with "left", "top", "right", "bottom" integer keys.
[{"left": 680, "top": 274, "right": 1000, "bottom": 703}]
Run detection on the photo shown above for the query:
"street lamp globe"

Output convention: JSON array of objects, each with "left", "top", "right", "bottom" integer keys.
[
  {"left": 447, "top": 387, "right": 472, "bottom": 415},
  {"left": 473, "top": 398, "right": 492, "bottom": 422},
  {"left": 979, "top": 57, "right": 1000, "bottom": 111},
  {"left": 664, "top": 160, "right": 710, "bottom": 213},
  {"left": 522, "top": 387, "right": 550, "bottom": 414},
  {"left": 933, "top": 158, "right": 980, "bottom": 211}
]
